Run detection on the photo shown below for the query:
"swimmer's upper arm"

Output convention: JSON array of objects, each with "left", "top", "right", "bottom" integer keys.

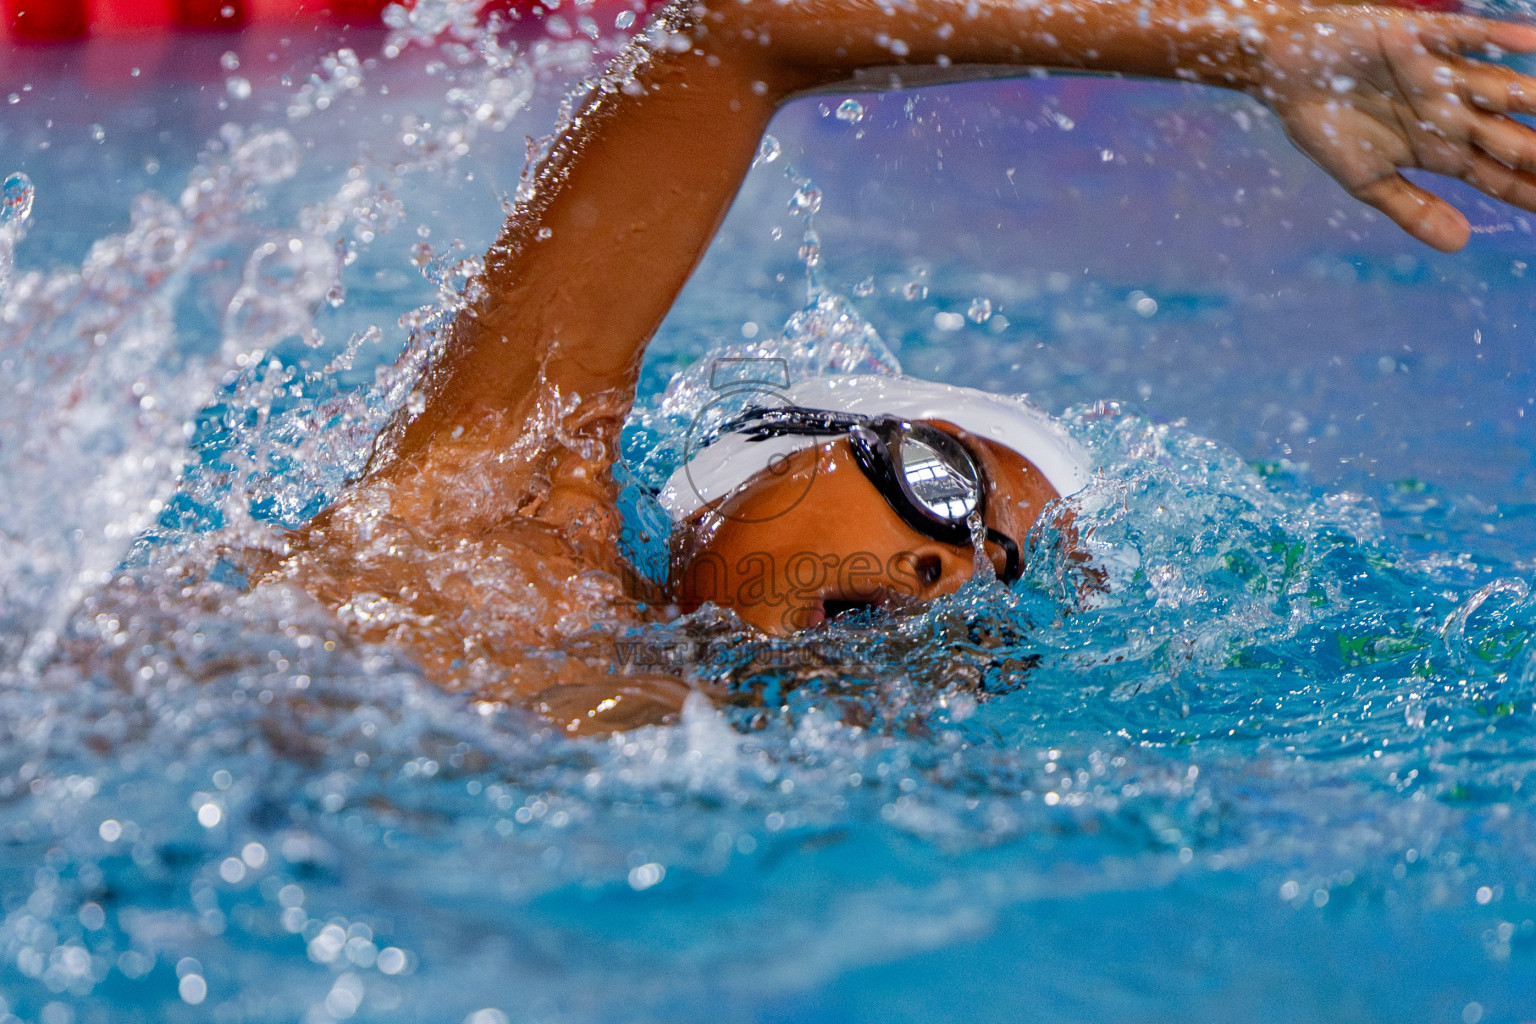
[{"left": 380, "top": 29, "right": 793, "bottom": 477}]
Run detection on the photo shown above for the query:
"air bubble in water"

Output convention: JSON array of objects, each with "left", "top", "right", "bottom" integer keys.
[
  {"left": 1, "top": 172, "right": 34, "bottom": 227},
  {"left": 967, "top": 297, "right": 992, "bottom": 323},
  {"left": 754, "top": 134, "right": 781, "bottom": 166},
  {"left": 835, "top": 99, "right": 864, "bottom": 124},
  {"left": 788, "top": 183, "right": 821, "bottom": 217}
]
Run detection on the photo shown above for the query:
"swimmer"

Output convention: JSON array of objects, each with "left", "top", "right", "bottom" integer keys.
[{"left": 260, "top": 0, "right": 1536, "bottom": 733}]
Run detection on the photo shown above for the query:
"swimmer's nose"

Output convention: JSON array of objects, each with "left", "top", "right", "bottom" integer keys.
[{"left": 891, "top": 544, "right": 975, "bottom": 599}]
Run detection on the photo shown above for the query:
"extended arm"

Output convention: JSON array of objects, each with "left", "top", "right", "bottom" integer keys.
[{"left": 380, "top": 0, "right": 1536, "bottom": 492}]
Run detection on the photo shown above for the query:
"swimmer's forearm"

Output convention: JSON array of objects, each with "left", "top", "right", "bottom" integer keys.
[{"left": 699, "top": 0, "right": 1289, "bottom": 94}]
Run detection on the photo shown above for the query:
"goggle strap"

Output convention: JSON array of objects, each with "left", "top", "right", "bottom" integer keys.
[
  {"left": 986, "top": 526, "right": 1021, "bottom": 584},
  {"left": 719, "top": 407, "right": 866, "bottom": 443}
]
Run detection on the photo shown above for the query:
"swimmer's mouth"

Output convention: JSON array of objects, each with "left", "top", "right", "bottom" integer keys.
[
  {"left": 806, "top": 588, "right": 912, "bottom": 627},
  {"left": 822, "top": 597, "right": 880, "bottom": 621}
]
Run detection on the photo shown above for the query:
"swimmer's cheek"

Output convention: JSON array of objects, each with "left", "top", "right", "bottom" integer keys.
[{"left": 528, "top": 674, "right": 697, "bottom": 737}]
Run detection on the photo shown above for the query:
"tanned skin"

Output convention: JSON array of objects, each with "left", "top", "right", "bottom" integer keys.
[{"left": 263, "top": 0, "right": 1536, "bottom": 733}]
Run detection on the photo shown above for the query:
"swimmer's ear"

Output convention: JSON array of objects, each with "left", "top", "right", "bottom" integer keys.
[{"left": 528, "top": 674, "right": 696, "bottom": 737}]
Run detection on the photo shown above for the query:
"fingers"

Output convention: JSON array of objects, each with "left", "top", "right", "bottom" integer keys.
[
  {"left": 1458, "top": 60, "right": 1536, "bottom": 116},
  {"left": 1468, "top": 17, "right": 1536, "bottom": 57},
  {"left": 1459, "top": 145, "right": 1536, "bottom": 211},
  {"left": 1467, "top": 111, "right": 1536, "bottom": 174},
  {"left": 1412, "top": 14, "right": 1536, "bottom": 59},
  {"left": 1353, "top": 173, "right": 1472, "bottom": 252}
]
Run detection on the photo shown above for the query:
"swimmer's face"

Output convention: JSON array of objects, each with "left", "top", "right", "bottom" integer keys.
[{"left": 668, "top": 422, "right": 1060, "bottom": 633}]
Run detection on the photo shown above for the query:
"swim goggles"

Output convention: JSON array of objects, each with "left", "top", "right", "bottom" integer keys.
[{"left": 714, "top": 405, "right": 1023, "bottom": 583}]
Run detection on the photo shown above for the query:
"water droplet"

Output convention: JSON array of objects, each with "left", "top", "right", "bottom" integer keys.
[
  {"left": 628, "top": 862, "right": 665, "bottom": 890},
  {"left": 967, "top": 297, "right": 992, "bottom": 323},
  {"left": 220, "top": 50, "right": 241, "bottom": 72},
  {"left": 1128, "top": 290, "right": 1158, "bottom": 317},
  {"left": 754, "top": 134, "right": 780, "bottom": 166},
  {"left": 902, "top": 281, "right": 928, "bottom": 301},
  {"left": 853, "top": 276, "right": 875, "bottom": 297},
  {"left": 179, "top": 974, "right": 207, "bottom": 1005},
  {"left": 614, "top": 9, "right": 634, "bottom": 29},
  {"left": 89, "top": 124, "right": 106, "bottom": 143},
  {"left": 835, "top": 98, "right": 864, "bottom": 124},
  {"left": 1, "top": 172, "right": 34, "bottom": 228},
  {"left": 769, "top": 226, "right": 782, "bottom": 241},
  {"left": 0, "top": 171, "right": 32, "bottom": 234},
  {"left": 227, "top": 77, "right": 252, "bottom": 100},
  {"left": 798, "top": 230, "right": 821, "bottom": 267},
  {"left": 934, "top": 311, "right": 964, "bottom": 332},
  {"left": 536, "top": 226, "right": 553, "bottom": 240},
  {"left": 788, "top": 183, "right": 821, "bottom": 218},
  {"left": 233, "top": 130, "right": 299, "bottom": 184}
]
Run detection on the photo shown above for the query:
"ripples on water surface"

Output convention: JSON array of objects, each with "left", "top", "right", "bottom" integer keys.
[{"left": 0, "top": 2, "right": 1535, "bottom": 1021}]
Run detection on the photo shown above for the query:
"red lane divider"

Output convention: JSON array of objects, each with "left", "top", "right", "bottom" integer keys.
[
  {"left": 4, "top": 0, "right": 396, "bottom": 39},
  {"left": 5, "top": 0, "right": 1460, "bottom": 43}
]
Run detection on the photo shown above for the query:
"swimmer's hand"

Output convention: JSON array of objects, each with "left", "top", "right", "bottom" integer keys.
[{"left": 1258, "top": 10, "right": 1536, "bottom": 252}]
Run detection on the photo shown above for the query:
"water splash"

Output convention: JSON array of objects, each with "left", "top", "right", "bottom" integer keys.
[
  {"left": 286, "top": 47, "right": 365, "bottom": 120},
  {"left": 754, "top": 133, "right": 781, "bottom": 167},
  {"left": 0, "top": 171, "right": 33, "bottom": 228}
]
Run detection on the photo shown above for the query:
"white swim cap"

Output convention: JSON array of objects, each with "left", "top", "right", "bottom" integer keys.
[{"left": 657, "top": 374, "right": 1092, "bottom": 522}]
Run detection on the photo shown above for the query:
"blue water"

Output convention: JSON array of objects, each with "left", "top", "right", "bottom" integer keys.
[{"left": 0, "top": 5, "right": 1535, "bottom": 1023}]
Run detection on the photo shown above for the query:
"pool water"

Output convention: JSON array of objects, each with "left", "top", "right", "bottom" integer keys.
[{"left": 1, "top": 3, "right": 1536, "bottom": 1022}]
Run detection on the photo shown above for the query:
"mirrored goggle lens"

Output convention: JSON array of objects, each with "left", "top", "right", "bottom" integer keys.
[{"left": 898, "top": 436, "right": 979, "bottom": 522}]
